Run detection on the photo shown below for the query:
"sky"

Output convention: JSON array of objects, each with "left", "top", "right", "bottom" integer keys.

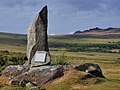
[{"left": 0, "top": 0, "right": 120, "bottom": 35}]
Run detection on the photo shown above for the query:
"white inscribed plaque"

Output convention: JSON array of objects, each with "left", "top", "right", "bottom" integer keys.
[{"left": 34, "top": 52, "right": 46, "bottom": 62}]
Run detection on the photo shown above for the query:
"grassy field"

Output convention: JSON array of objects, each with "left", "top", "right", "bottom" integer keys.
[{"left": 0, "top": 32, "right": 120, "bottom": 90}]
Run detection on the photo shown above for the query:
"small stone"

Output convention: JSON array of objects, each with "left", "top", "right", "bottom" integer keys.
[
  {"left": 25, "top": 82, "right": 40, "bottom": 90},
  {"left": 10, "top": 79, "right": 20, "bottom": 85}
]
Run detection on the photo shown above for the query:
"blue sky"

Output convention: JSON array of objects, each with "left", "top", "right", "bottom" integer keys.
[{"left": 0, "top": 0, "right": 120, "bottom": 34}]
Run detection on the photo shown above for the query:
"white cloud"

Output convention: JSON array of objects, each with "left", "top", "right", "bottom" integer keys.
[
  {"left": 49, "top": 33, "right": 56, "bottom": 36},
  {"left": 69, "top": 32, "right": 74, "bottom": 34}
]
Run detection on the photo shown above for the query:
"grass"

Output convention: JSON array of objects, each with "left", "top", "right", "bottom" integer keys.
[
  {"left": 45, "top": 69, "right": 105, "bottom": 90},
  {"left": 0, "top": 44, "right": 26, "bottom": 53},
  {"left": 39, "top": 50, "right": 120, "bottom": 89},
  {"left": 49, "top": 33, "right": 120, "bottom": 90},
  {"left": 0, "top": 32, "right": 120, "bottom": 90},
  {"left": 0, "top": 85, "right": 25, "bottom": 90}
]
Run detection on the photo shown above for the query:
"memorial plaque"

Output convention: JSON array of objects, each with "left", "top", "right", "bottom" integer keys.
[
  {"left": 31, "top": 51, "right": 50, "bottom": 67},
  {"left": 34, "top": 52, "right": 46, "bottom": 62}
]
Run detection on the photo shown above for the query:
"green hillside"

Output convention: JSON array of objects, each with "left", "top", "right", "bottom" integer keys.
[
  {"left": 0, "top": 32, "right": 26, "bottom": 53},
  {"left": 0, "top": 32, "right": 120, "bottom": 90},
  {"left": 0, "top": 31, "right": 120, "bottom": 53},
  {"left": 0, "top": 32, "right": 26, "bottom": 45}
]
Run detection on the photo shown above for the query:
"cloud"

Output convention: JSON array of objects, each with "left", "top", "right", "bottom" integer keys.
[
  {"left": 0, "top": 0, "right": 44, "bottom": 7},
  {"left": 0, "top": 0, "right": 46, "bottom": 34},
  {"left": 0, "top": 0, "right": 120, "bottom": 34}
]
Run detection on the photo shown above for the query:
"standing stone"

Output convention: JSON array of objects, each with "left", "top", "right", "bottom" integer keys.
[{"left": 27, "top": 6, "right": 49, "bottom": 65}]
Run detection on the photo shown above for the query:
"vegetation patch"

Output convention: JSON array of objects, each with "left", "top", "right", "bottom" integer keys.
[
  {"left": 0, "top": 83, "right": 4, "bottom": 88},
  {"left": 51, "top": 52, "right": 70, "bottom": 65},
  {"left": 0, "top": 50, "right": 27, "bottom": 72},
  {"left": 0, "top": 32, "right": 120, "bottom": 89},
  {"left": 49, "top": 42, "right": 120, "bottom": 53}
]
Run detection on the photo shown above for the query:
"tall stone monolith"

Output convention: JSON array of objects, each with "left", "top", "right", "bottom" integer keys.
[{"left": 27, "top": 6, "right": 49, "bottom": 65}]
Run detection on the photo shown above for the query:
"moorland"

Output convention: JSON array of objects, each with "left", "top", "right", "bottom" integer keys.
[{"left": 0, "top": 27, "right": 120, "bottom": 90}]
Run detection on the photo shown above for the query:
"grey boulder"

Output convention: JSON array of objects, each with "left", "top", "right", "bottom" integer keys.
[
  {"left": 1, "top": 65, "right": 29, "bottom": 79},
  {"left": 10, "top": 65, "right": 64, "bottom": 86},
  {"left": 75, "top": 63, "right": 105, "bottom": 78}
]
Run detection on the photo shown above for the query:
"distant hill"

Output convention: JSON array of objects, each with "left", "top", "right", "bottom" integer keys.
[
  {"left": 74, "top": 27, "right": 120, "bottom": 34},
  {"left": 0, "top": 27, "right": 120, "bottom": 47},
  {"left": 0, "top": 29, "right": 120, "bottom": 53},
  {"left": 0, "top": 32, "right": 27, "bottom": 45}
]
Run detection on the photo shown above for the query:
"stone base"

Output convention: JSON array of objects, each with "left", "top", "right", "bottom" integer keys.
[
  {"left": 1, "top": 65, "right": 64, "bottom": 86},
  {"left": 0, "top": 63, "right": 105, "bottom": 88}
]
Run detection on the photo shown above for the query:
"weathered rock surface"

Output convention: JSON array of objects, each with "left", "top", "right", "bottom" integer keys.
[
  {"left": 0, "top": 64, "right": 105, "bottom": 89},
  {"left": 1, "top": 65, "right": 29, "bottom": 79},
  {"left": 10, "top": 65, "right": 64, "bottom": 86},
  {"left": 27, "top": 6, "right": 49, "bottom": 65},
  {"left": 75, "top": 63, "right": 105, "bottom": 78},
  {"left": 62, "top": 65, "right": 75, "bottom": 69}
]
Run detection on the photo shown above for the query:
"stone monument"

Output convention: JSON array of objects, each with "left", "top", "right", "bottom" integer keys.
[
  {"left": 27, "top": 6, "right": 50, "bottom": 66},
  {"left": 0, "top": 6, "right": 105, "bottom": 89}
]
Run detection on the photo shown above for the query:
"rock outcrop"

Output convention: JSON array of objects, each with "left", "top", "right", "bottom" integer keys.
[
  {"left": 27, "top": 6, "right": 49, "bottom": 65},
  {"left": 0, "top": 64, "right": 105, "bottom": 89},
  {"left": 1, "top": 65, "right": 29, "bottom": 79},
  {"left": 1, "top": 65, "right": 64, "bottom": 86},
  {"left": 11, "top": 66, "right": 63, "bottom": 86},
  {"left": 75, "top": 63, "right": 105, "bottom": 78}
]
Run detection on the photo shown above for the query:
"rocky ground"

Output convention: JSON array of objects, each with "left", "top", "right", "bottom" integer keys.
[{"left": 0, "top": 63, "right": 105, "bottom": 90}]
